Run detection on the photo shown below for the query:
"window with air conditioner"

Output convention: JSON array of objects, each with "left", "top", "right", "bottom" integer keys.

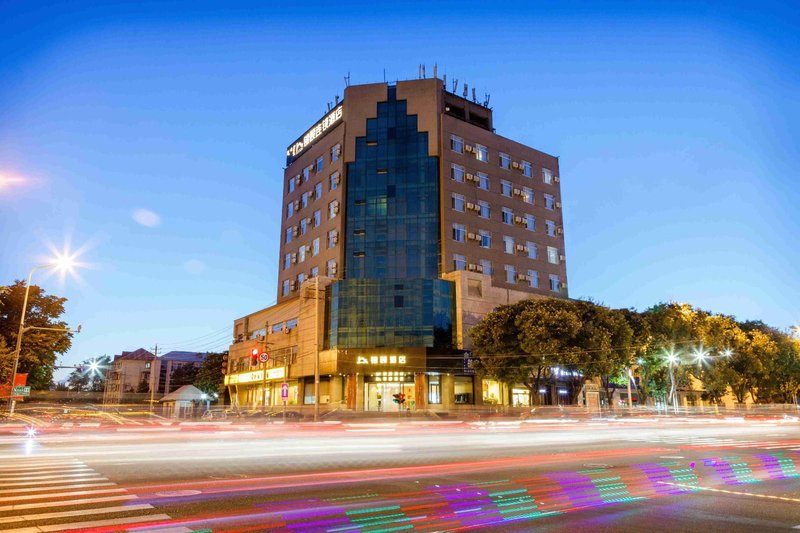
[
  {"left": 549, "top": 274, "right": 560, "bottom": 292},
  {"left": 298, "top": 246, "right": 306, "bottom": 263},
  {"left": 301, "top": 192, "right": 309, "bottom": 209},
  {"left": 328, "top": 229, "right": 337, "bottom": 248},
  {"left": 477, "top": 172, "right": 489, "bottom": 190},
  {"left": 452, "top": 193, "right": 465, "bottom": 212},
  {"left": 547, "top": 246, "right": 559, "bottom": 264},
  {"left": 331, "top": 143, "right": 341, "bottom": 162},
  {"left": 287, "top": 202, "right": 294, "bottom": 219},
  {"left": 282, "top": 280, "right": 290, "bottom": 296},
  {"left": 499, "top": 152, "right": 511, "bottom": 169},
  {"left": 310, "top": 266, "right": 319, "bottom": 277},
  {"left": 504, "top": 236, "right": 515, "bottom": 254},
  {"left": 478, "top": 201, "right": 490, "bottom": 219},
  {"left": 288, "top": 176, "right": 296, "bottom": 193},
  {"left": 502, "top": 208, "right": 513, "bottom": 225},
  {"left": 544, "top": 193, "right": 555, "bottom": 210},
  {"left": 315, "top": 182, "right": 323, "bottom": 200},
  {"left": 522, "top": 161, "right": 532, "bottom": 178},
  {"left": 505, "top": 264, "right": 516, "bottom": 283},
  {"left": 450, "top": 135, "right": 464, "bottom": 154},
  {"left": 329, "top": 171, "right": 339, "bottom": 191},
  {"left": 303, "top": 166, "right": 311, "bottom": 182},
  {"left": 501, "top": 180, "right": 512, "bottom": 197},
  {"left": 476, "top": 144, "right": 488, "bottom": 162},
  {"left": 453, "top": 254, "right": 467, "bottom": 271},
  {"left": 522, "top": 187, "right": 534, "bottom": 204},
  {"left": 284, "top": 254, "right": 291, "bottom": 270},
  {"left": 480, "top": 259, "right": 493, "bottom": 275},
  {"left": 326, "top": 259, "right": 337, "bottom": 277},
  {"left": 316, "top": 156, "right": 324, "bottom": 173},
  {"left": 525, "top": 214, "right": 536, "bottom": 231},
  {"left": 312, "top": 238, "right": 320, "bottom": 256},
  {"left": 528, "top": 270, "right": 539, "bottom": 288},
  {"left": 313, "top": 210, "right": 321, "bottom": 227},
  {"left": 543, "top": 168, "right": 553, "bottom": 185},
  {"left": 299, "top": 218, "right": 307, "bottom": 235},
  {"left": 329, "top": 201, "right": 338, "bottom": 219},
  {"left": 546, "top": 220, "right": 557, "bottom": 237},
  {"left": 451, "top": 163, "right": 465, "bottom": 182},
  {"left": 286, "top": 228, "right": 293, "bottom": 244},
  {"left": 479, "top": 230, "right": 491, "bottom": 248},
  {"left": 527, "top": 242, "right": 537, "bottom": 259}
]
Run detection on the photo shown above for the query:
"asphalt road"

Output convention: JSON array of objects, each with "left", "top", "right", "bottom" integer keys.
[{"left": 1, "top": 416, "right": 799, "bottom": 532}]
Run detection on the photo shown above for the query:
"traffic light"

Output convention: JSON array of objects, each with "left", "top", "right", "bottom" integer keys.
[
  {"left": 221, "top": 352, "right": 229, "bottom": 375},
  {"left": 250, "top": 348, "right": 259, "bottom": 366},
  {"left": 392, "top": 392, "right": 406, "bottom": 405}
]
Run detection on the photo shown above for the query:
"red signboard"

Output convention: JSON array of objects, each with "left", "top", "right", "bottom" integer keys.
[{"left": 0, "top": 373, "right": 28, "bottom": 399}]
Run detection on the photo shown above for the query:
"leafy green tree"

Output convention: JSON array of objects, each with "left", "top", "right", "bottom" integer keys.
[
  {"left": 136, "top": 378, "right": 150, "bottom": 393},
  {"left": 66, "top": 355, "right": 111, "bottom": 392},
  {"left": 0, "top": 281, "right": 73, "bottom": 389},
  {"left": 169, "top": 363, "right": 199, "bottom": 390},
  {"left": 194, "top": 352, "right": 227, "bottom": 395}
]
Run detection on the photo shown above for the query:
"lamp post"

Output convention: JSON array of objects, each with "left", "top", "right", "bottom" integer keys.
[
  {"left": 7, "top": 256, "right": 79, "bottom": 415},
  {"left": 665, "top": 349, "right": 680, "bottom": 414}
]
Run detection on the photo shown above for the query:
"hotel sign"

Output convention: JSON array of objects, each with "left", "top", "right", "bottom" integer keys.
[
  {"left": 224, "top": 367, "right": 286, "bottom": 385},
  {"left": 286, "top": 105, "right": 343, "bottom": 164},
  {"left": 357, "top": 355, "right": 407, "bottom": 365}
]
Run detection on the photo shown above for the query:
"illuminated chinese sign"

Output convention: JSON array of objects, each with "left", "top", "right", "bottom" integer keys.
[
  {"left": 224, "top": 367, "right": 286, "bottom": 385},
  {"left": 286, "top": 106, "right": 343, "bottom": 163},
  {"left": 356, "top": 355, "right": 407, "bottom": 365}
]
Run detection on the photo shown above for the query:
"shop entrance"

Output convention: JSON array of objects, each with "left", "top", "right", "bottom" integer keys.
[{"left": 364, "top": 381, "right": 415, "bottom": 412}]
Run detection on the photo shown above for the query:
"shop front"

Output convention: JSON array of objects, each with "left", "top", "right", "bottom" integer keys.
[
  {"left": 225, "top": 367, "right": 295, "bottom": 409},
  {"left": 363, "top": 372, "right": 415, "bottom": 411}
]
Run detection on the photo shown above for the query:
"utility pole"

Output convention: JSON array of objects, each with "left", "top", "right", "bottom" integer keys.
[{"left": 149, "top": 344, "right": 159, "bottom": 412}]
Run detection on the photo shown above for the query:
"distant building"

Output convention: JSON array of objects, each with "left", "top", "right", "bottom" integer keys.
[{"left": 103, "top": 349, "right": 209, "bottom": 404}]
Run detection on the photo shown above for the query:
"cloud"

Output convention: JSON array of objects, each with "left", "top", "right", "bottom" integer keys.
[
  {"left": 184, "top": 259, "right": 205, "bottom": 274},
  {"left": 131, "top": 208, "right": 161, "bottom": 228}
]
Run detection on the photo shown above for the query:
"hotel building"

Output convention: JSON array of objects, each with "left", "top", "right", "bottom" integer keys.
[{"left": 225, "top": 77, "right": 568, "bottom": 411}]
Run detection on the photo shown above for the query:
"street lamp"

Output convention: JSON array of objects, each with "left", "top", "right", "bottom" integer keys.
[
  {"left": 692, "top": 345, "right": 709, "bottom": 366},
  {"left": 6, "top": 253, "right": 81, "bottom": 415},
  {"left": 664, "top": 348, "right": 680, "bottom": 413}
]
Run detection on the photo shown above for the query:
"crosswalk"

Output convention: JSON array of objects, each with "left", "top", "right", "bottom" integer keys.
[
  {"left": 0, "top": 456, "right": 184, "bottom": 533},
  {"left": 625, "top": 435, "right": 800, "bottom": 451}
]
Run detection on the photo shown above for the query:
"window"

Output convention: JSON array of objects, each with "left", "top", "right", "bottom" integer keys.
[
  {"left": 301, "top": 192, "right": 309, "bottom": 209},
  {"left": 525, "top": 214, "right": 536, "bottom": 231},
  {"left": 394, "top": 295, "right": 404, "bottom": 307},
  {"left": 282, "top": 280, "right": 290, "bottom": 296},
  {"left": 452, "top": 193, "right": 465, "bottom": 212},
  {"left": 312, "top": 237, "right": 320, "bottom": 256},
  {"left": 480, "top": 259, "right": 492, "bottom": 275},
  {"left": 502, "top": 207, "right": 513, "bottom": 225},
  {"left": 428, "top": 375, "right": 441, "bottom": 404},
  {"left": 300, "top": 218, "right": 307, "bottom": 235},
  {"left": 453, "top": 253, "right": 467, "bottom": 271},
  {"left": 288, "top": 176, "right": 296, "bottom": 193},
  {"left": 526, "top": 242, "right": 537, "bottom": 259},
  {"left": 284, "top": 253, "right": 291, "bottom": 270},
  {"left": 451, "top": 163, "right": 465, "bottom": 182},
  {"left": 477, "top": 172, "right": 489, "bottom": 190},
  {"left": 311, "top": 266, "right": 319, "bottom": 277},
  {"left": 454, "top": 376, "right": 474, "bottom": 404},
  {"left": 522, "top": 161, "right": 532, "bottom": 178},
  {"left": 329, "top": 171, "right": 339, "bottom": 191},
  {"left": 286, "top": 227, "right": 293, "bottom": 243},
  {"left": 450, "top": 135, "right": 464, "bottom": 153},
  {"left": 453, "top": 223, "right": 465, "bottom": 242},
  {"left": 468, "top": 279, "right": 482, "bottom": 297},
  {"left": 528, "top": 269, "right": 539, "bottom": 288},
  {"left": 298, "top": 245, "right": 306, "bottom": 263},
  {"left": 298, "top": 272, "right": 306, "bottom": 284},
  {"left": 547, "top": 246, "right": 559, "bottom": 264},
  {"left": 501, "top": 180, "right": 512, "bottom": 197},
  {"left": 543, "top": 168, "right": 553, "bottom": 184},
  {"left": 329, "top": 200, "right": 339, "bottom": 219},
  {"left": 478, "top": 201, "right": 490, "bottom": 219},
  {"left": 316, "top": 156, "right": 324, "bottom": 173},
  {"left": 503, "top": 236, "right": 515, "bottom": 254},
  {"left": 476, "top": 144, "right": 488, "bottom": 162},
  {"left": 479, "top": 230, "right": 491, "bottom": 248},
  {"left": 145, "top": 362, "right": 151, "bottom": 369},
  {"left": 546, "top": 220, "right": 557, "bottom": 237},
  {"left": 315, "top": 182, "right": 323, "bottom": 201},
  {"left": 499, "top": 152, "right": 510, "bottom": 169},
  {"left": 549, "top": 274, "right": 561, "bottom": 292},
  {"left": 326, "top": 259, "right": 337, "bottom": 277},
  {"left": 505, "top": 264, "right": 517, "bottom": 283},
  {"left": 331, "top": 143, "right": 341, "bottom": 162},
  {"left": 522, "top": 187, "right": 534, "bottom": 204},
  {"left": 313, "top": 210, "right": 321, "bottom": 227},
  {"left": 328, "top": 229, "right": 338, "bottom": 248},
  {"left": 286, "top": 202, "right": 294, "bottom": 219},
  {"left": 544, "top": 193, "right": 555, "bottom": 210},
  {"left": 303, "top": 166, "right": 311, "bottom": 182}
]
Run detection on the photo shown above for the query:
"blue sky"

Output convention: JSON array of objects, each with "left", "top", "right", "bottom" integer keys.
[{"left": 1, "top": 1, "right": 798, "bottom": 378}]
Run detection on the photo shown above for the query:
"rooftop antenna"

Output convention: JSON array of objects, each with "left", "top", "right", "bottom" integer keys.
[
  {"left": 418, "top": 64, "right": 421, "bottom": 79},
  {"left": 463, "top": 82, "right": 468, "bottom": 98},
  {"left": 483, "top": 93, "right": 490, "bottom": 107},
  {"left": 443, "top": 74, "right": 447, "bottom": 90},
  {"left": 452, "top": 78, "right": 458, "bottom": 92},
  {"left": 335, "top": 94, "right": 340, "bottom": 105},
  {"left": 472, "top": 87, "right": 476, "bottom": 102},
  {"left": 344, "top": 72, "right": 351, "bottom": 87},
  {"left": 422, "top": 64, "right": 426, "bottom": 78},
  {"left": 433, "top": 63, "right": 437, "bottom": 78},
  {"left": 383, "top": 68, "right": 386, "bottom": 82}
]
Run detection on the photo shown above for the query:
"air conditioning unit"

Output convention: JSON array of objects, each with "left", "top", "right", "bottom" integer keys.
[
  {"left": 513, "top": 188, "right": 522, "bottom": 196},
  {"left": 513, "top": 215, "right": 524, "bottom": 224},
  {"left": 306, "top": 217, "right": 313, "bottom": 225},
  {"left": 465, "top": 145, "right": 475, "bottom": 153},
  {"left": 471, "top": 203, "right": 482, "bottom": 212},
  {"left": 560, "top": 281, "right": 568, "bottom": 289},
  {"left": 332, "top": 234, "right": 339, "bottom": 244},
  {"left": 466, "top": 202, "right": 476, "bottom": 210},
  {"left": 517, "top": 273, "right": 529, "bottom": 281},
  {"left": 559, "top": 254, "right": 566, "bottom": 262},
  {"left": 512, "top": 161, "right": 521, "bottom": 170},
  {"left": 291, "top": 253, "right": 297, "bottom": 264},
  {"left": 331, "top": 263, "right": 338, "bottom": 274},
  {"left": 333, "top": 204, "right": 340, "bottom": 214},
  {"left": 293, "top": 200, "right": 300, "bottom": 210},
  {"left": 333, "top": 175, "right": 341, "bottom": 185},
  {"left": 290, "top": 280, "right": 298, "bottom": 290},
  {"left": 555, "top": 202, "right": 562, "bottom": 209},
  {"left": 466, "top": 232, "right": 477, "bottom": 241},
  {"left": 554, "top": 176, "right": 560, "bottom": 183},
  {"left": 292, "top": 226, "right": 299, "bottom": 237},
  {"left": 475, "top": 264, "right": 484, "bottom": 273},
  {"left": 465, "top": 172, "right": 474, "bottom": 181},
  {"left": 557, "top": 227, "right": 563, "bottom": 235},
  {"left": 467, "top": 263, "right": 478, "bottom": 271},
  {"left": 515, "top": 244, "right": 525, "bottom": 252}
]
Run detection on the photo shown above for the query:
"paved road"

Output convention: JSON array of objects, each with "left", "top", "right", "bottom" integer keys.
[{"left": 1, "top": 416, "right": 799, "bottom": 532}]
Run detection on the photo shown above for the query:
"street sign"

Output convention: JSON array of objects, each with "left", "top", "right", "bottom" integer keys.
[
  {"left": 12, "top": 386, "right": 31, "bottom": 396},
  {"left": 281, "top": 382, "right": 289, "bottom": 400},
  {"left": 259, "top": 352, "right": 269, "bottom": 363}
]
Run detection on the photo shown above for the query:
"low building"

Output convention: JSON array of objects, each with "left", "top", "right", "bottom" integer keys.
[{"left": 103, "top": 349, "right": 209, "bottom": 404}]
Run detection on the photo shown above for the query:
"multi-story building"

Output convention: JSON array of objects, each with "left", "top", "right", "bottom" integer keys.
[
  {"left": 103, "top": 349, "right": 208, "bottom": 404},
  {"left": 226, "top": 77, "right": 568, "bottom": 411}
]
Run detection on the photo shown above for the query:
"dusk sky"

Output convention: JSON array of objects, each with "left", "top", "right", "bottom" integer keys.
[{"left": 1, "top": 1, "right": 797, "bottom": 379}]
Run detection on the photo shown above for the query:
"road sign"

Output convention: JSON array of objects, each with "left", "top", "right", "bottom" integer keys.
[
  {"left": 281, "top": 382, "right": 289, "bottom": 400},
  {"left": 259, "top": 352, "right": 269, "bottom": 363},
  {"left": 12, "top": 386, "right": 31, "bottom": 396}
]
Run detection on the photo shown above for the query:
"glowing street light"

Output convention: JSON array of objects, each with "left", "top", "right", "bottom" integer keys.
[
  {"left": 692, "top": 346, "right": 709, "bottom": 365},
  {"left": 722, "top": 348, "right": 733, "bottom": 358},
  {"left": 6, "top": 251, "right": 83, "bottom": 415},
  {"left": 663, "top": 348, "right": 681, "bottom": 413}
]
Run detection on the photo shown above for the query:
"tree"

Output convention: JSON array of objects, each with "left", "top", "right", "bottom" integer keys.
[
  {"left": 194, "top": 352, "right": 227, "bottom": 395},
  {"left": 136, "top": 378, "right": 150, "bottom": 393},
  {"left": 66, "top": 355, "right": 111, "bottom": 392},
  {"left": 169, "top": 363, "right": 199, "bottom": 390},
  {"left": 0, "top": 281, "right": 73, "bottom": 390}
]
